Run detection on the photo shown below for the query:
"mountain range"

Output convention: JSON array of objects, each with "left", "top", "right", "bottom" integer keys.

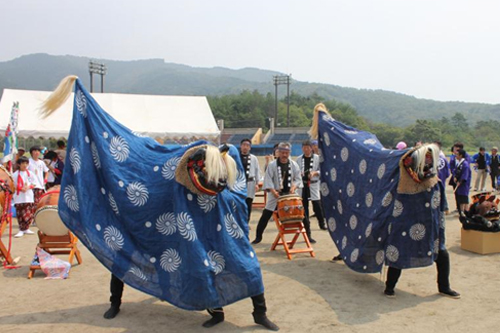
[{"left": 1, "top": 53, "right": 499, "bottom": 127}]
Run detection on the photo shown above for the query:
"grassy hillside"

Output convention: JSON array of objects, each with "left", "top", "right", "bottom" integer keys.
[{"left": 1, "top": 53, "right": 499, "bottom": 126}]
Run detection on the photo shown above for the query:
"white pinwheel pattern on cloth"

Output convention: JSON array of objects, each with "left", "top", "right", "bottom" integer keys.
[
  {"left": 156, "top": 212, "right": 176, "bottom": 236},
  {"left": 197, "top": 194, "right": 217, "bottom": 213},
  {"left": 162, "top": 157, "right": 181, "bottom": 180},
  {"left": 177, "top": 212, "right": 197, "bottom": 241},
  {"left": 127, "top": 182, "right": 149, "bottom": 206},
  {"left": 91, "top": 142, "right": 101, "bottom": 169},
  {"left": 103, "top": 226, "right": 124, "bottom": 251},
  {"left": 64, "top": 185, "right": 79, "bottom": 212},
  {"left": 160, "top": 248, "right": 182, "bottom": 273},
  {"left": 69, "top": 147, "right": 81, "bottom": 174},
  {"left": 75, "top": 90, "right": 87, "bottom": 117},
  {"left": 224, "top": 213, "right": 244, "bottom": 239},
  {"left": 110, "top": 136, "right": 130, "bottom": 162},
  {"left": 207, "top": 251, "right": 225, "bottom": 275}
]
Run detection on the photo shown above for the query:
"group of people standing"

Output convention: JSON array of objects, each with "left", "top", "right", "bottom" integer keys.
[
  {"left": 446, "top": 143, "right": 500, "bottom": 216},
  {"left": 11, "top": 140, "right": 66, "bottom": 238},
  {"left": 237, "top": 139, "right": 325, "bottom": 245}
]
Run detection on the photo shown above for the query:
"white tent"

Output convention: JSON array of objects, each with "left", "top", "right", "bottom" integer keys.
[{"left": 0, "top": 89, "right": 220, "bottom": 143}]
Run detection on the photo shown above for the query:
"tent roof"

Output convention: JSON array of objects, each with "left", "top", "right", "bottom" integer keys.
[{"left": 0, "top": 89, "right": 220, "bottom": 142}]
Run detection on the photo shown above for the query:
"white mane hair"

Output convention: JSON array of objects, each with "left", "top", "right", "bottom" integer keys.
[
  {"left": 412, "top": 143, "right": 440, "bottom": 178},
  {"left": 204, "top": 145, "right": 236, "bottom": 188},
  {"left": 308, "top": 103, "right": 331, "bottom": 139},
  {"left": 40, "top": 75, "right": 78, "bottom": 118}
]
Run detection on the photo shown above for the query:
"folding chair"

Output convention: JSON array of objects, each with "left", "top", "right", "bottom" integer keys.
[
  {"left": 252, "top": 181, "right": 266, "bottom": 209},
  {"left": 270, "top": 212, "right": 315, "bottom": 260},
  {"left": 28, "top": 206, "right": 82, "bottom": 278}
]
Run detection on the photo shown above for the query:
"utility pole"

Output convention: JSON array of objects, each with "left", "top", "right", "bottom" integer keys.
[
  {"left": 273, "top": 74, "right": 292, "bottom": 127},
  {"left": 89, "top": 61, "right": 107, "bottom": 93}
]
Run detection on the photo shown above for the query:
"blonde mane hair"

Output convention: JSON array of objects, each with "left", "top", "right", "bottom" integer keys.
[
  {"left": 39, "top": 75, "right": 78, "bottom": 118},
  {"left": 204, "top": 145, "right": 236, "bottom": 188},
  {"left": 308, "top": 103, "right": 331, "bottom": 139},
  {"left": 412, "top": 143, "right": 440, "bottom": 178}
]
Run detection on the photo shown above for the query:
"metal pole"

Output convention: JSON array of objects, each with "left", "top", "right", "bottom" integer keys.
[
  {"left": 90, "top": 72, "right": 94, "bottom": 93},
  {"left": 101, "top": 73, "right": 104, "bottom": 93},
  {"left": 286, "top": 76, "right": 290, "bottom": 127},
  {"left": 274, "top": 81, "right": 278, "bottom": 126}
]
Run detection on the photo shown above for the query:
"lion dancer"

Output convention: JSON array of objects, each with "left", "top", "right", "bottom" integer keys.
[
  {"left": 384, "top": 182, "right": 461, "bottom": 299},
  {"left": 40, "top": 76, "right": 279, "bottom": 331},
  {"left": 308, "top": 102, "right": 460, "bottom": 299}
]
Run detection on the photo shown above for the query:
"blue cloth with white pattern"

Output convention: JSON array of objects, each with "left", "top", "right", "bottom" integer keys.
[
  {"left": 58, "top": 79, "right": 264, "bottom": 310},
  {"left": 317, "top": 114, "right": 444, "bottom": 273}
]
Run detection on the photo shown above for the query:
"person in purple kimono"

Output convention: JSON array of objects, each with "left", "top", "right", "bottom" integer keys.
[
  {"left": 435, "top": 141, "right": 450, "bottom": 212},
  {"left": 453, "top": 149, "right": 471, "bottom": 215}
]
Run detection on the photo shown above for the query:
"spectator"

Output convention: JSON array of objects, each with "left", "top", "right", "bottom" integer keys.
[
  {"left": 44, "top": 150, "right": 64, "bottom": 189},
  {"left": 453, "top": 149, "right": 471, "bottom": 215},
  {"left": 28, "top": 146, "right": 49, "bottom": 206},
  {"left": 472, "top": 147, "right": 490, "bottom": 191},
  {"left": 55, "top": 140, "right": 67, "bottom": 161},
  {"left": 13, "top": 156, "right": 36, "bottom": 238},
  {"left": 396, "top": 141, "right": 407, "bottom": 150},
  {"left": 490, "top": 147, "right": 500, "bottom": 191}
]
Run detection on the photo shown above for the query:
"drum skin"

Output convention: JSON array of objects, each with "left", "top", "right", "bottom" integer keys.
[
  {"left": 36, "top": 185, "right": 61, "bottom": 211},
  {"left": 277, "top": 194, "right": 304, "bottom": 223}
]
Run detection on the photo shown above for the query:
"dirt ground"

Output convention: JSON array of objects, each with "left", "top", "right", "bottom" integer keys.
[{"left": 1, "top": 167, "right": 500, "bottom": 333}]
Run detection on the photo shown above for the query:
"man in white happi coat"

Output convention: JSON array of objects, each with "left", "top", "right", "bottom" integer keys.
[
  {"left": 296, "top": 140, "right": 326, "bottom": 243},
  {"left": 239, "top": 138, "right": 262, "bottom": 223},
  {"left": 252, "top": 142, "right": 302, "bottom": 244}
]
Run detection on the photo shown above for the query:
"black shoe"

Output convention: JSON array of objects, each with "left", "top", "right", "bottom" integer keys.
[
  {"left": 384, "top": 289, "right": 395, "bottom": 298},
  {"left": 319, "top": 225, "right": 328, "bottom": 230},
  {"left": 202, "top": 309, "right": 225, "bottom": 328},
  {"left": 332, "top": 254, "right": 343, "bottom": 261},
  {"left": 251, "top": 237, "right": 262, "bottom": 245},
  {"left": 103, "top": 304, "right": 120, "bottom": 319},
  {"left": 253, "top": 313, "right": 279, "bottom": 331},
  {"left": 309, "top": 238, "right": 317, "bottom": 244},
  {"left": 439, "top": 289, "right": 461, "bottom": 299}
]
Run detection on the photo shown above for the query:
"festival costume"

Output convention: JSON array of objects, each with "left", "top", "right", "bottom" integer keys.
[
  {"left": 454, "top": 158, "right": 471, "bottom": 206},
  {"left": 42, "top": 77, "right": 278, "bottom": 330},
  {"left": 253, "top": 159, "right": 302, "bottom": 243},
  {"left": 240, "top": 153, "right": 261, "bottom": 222},
  {"left": 12, "top": 170, "right": 35, "bottom": 231},
  {"left": 312, "top": 106, "right": 446, "bottom": 273},
  {"left": 296, "top": 153, "right": 326, "bottom": 232},
  {"left": 384, "top": 182, "right": 459, "bottom": 298}
]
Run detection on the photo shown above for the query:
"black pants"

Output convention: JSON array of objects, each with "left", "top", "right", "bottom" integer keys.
[
  {"left": 245, "top": 197, "right": 253, "bottom": 223},
  {"left": 255, "top": 209, "right": 274, "bottom": 239},
  {"left": 491, "top": 172, "right": 499, "bottom": 189},
  {"left": 302, "top": 185, "right": 325, "bottom": 232},
  {"left": 312, "top": 200, "right": 325, "bottom": 227},
  {"left": 110, "top": 274, "right": 124, "bottom": 306},
  {"left": 111, "top": 273, "right": 267, "bottom": 315},
  {"left": 211, "top": 293, "right": 267, "bottom": 315},
  {"left": 385, "top": 249, "right": 451, "bottom": 292}
]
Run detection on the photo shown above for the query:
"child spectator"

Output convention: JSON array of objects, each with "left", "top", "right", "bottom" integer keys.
[
  {"left": 44, "top": 150, "right": 64, "bottom": 189},
  {"left": 13, "top": 156, "right": 36, "bottom": 238},
  {"left": 28, "top": 146, "right": 49, "bottom": 206}
]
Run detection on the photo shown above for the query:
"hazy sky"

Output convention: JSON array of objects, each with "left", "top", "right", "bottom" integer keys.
[{"left": 1, "top": 0, "right": 499, "bottom": 103}]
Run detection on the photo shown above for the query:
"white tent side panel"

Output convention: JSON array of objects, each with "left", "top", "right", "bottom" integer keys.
[{"left": 0, "top": 89, "right": 220, "bottom": 141}]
